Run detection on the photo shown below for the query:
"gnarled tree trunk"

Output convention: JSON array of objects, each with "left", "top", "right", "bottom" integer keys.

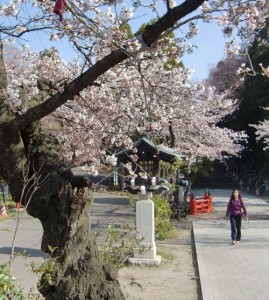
[
  {"left": 1, "top": 122, "right": 125, "bottom": 299},
  {"left": 0, "top": 42, "right": 124, "bottom": 300}
]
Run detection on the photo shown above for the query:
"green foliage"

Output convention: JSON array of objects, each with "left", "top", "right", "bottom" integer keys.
[
  {"left": 135, "top": 19, "right": 184, "bottom": 71},
  {"left": 6, "top": 207, "right": 15, "bottom": 218},
  {"left": 152, "top": 195, "right": 173, "bottom": 240},
  {"left": 226, "top": 19, "right": 269, "bottom": 173},
  {"left": 98, "top": 224, "right": 146, "bottom": 268},
  {"left": 30, "top": 260, "right": 56, "bottom": 287},
  {"left": 134, "top": 21, "right": 149, "bottom": 36},
  {"left": 0, "top": 224, "right": 45, "bottom": 299},
  {"left": 29, "top": 245, "right": 58, "bottom": 289},
  {"left": 189, "top": 158, "right": 214, "bottom": 178},
  {"left": 0, "top": 264, "right": 25, "bottom": 300},
  {"left": 163, "top": 58, "right": 183, "bottom": 71},
  {"left": 159, "top": 158, "right": 189, "bottom": 177},
  {"left": 39, "top": 48, "right": 58, "bottom": 58},
  {"left": 159, "top": 157, "right": 213, "bottom": 183},
  {"left": 0, "top": 261, "right": 45, "bottom": 299},
  {"left": 127, "top": 193, "right": 138, "bottom": 209},
  {"left": 121, "top": 23, "right": 133, "bottom": 39}
]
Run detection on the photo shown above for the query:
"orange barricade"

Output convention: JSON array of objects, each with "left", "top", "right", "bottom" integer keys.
[
  {"left": 189, "top": 195, "right": 213, "bottom": 215},
  {"left": 0, "top": 204, "right": 7, "bottom": 217}
]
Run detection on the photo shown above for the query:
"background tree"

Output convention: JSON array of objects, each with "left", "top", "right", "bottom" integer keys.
[
  {"left": 0, "top": 0, "right": 268, "bottom": 299},
  {"left": 206, "top": 56, "right": 245, "bottom": 97},
  {"left": 220, "top": 19, "right": 269, "bottom": 178}
]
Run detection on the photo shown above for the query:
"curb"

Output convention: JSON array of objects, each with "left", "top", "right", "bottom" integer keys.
[{"left": 192, "top": 221, "right": 213, "bottom": 300}]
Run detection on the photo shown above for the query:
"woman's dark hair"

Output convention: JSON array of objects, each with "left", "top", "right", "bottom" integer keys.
[{"left": 230, "top": 188, "right": 242, "bottom": 201}]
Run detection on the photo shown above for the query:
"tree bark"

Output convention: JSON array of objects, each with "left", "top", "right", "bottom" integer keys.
[
  {"left": 0, "top": 44, "right": 124, "bottom": 299},
  {"left": 1, "top": 120, "right": 125, "bottom": 299}
]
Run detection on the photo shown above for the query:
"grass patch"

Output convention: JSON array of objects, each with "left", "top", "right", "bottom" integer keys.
[
  {"left": 164, "top": 226, "right": 180, "bottom": 239},
  {"left": 157, "top": 245, "right": 176, "bottom": 261}
]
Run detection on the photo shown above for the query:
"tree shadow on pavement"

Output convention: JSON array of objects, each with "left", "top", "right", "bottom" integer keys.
[{"left": 0, "top": 246, "right": 47, "bottom": 258}]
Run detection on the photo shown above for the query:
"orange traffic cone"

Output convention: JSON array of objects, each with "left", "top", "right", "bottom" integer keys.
[
  {"left": 0, "top": 204, "right": 7, "bottom": 217},
  {"left": 15, "top": 202, "right": 20, "bottom": 210}
]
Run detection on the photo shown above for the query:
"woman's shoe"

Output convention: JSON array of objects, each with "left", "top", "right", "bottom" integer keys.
[
  {"left": 235, "top": 241, "right": 240, "bottom": 244},
  {"left": 231, "top": 241, "right": 236, "bottom": 245}
]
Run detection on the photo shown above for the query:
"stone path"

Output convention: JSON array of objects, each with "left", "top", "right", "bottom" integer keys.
[{"left": 191, "top": 189, "right": 269, "bottom": 300}]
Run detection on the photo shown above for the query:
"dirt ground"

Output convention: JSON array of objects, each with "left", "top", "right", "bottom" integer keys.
[{"left": 118, "top": 219, "right": 202, "bottom": 300}]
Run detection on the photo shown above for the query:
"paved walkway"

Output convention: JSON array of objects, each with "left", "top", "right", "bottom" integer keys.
[
  {"left": 0, "top": 215, "right": 46, "bottom": 294},
  {"left": 191, "top": 189, "right": 269, "bottom": 300},
  {"left": 91, "top": 192, "right": 135, "bottom": 243}
]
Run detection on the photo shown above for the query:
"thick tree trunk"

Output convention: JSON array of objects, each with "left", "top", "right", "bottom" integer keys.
[
  {"left": 35, "top": 181, "right": 124, "bottom": 300},
  {"left": 0, "top": 45, "right": 124, "bottom": 297},
  {"left": 0, "top": 122, "right": 125, "bottom": 299}
]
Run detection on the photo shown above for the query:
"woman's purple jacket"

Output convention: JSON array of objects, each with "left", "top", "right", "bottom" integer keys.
[{"left": 226, "top": 198, "right": 247, "bottom": 217}]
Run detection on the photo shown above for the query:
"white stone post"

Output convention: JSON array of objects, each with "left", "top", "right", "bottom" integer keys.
[
  {"left": 178, "top": 186, "right": 184, "bottom": 203},
  {"left": 129, "top": 192, "right": 161, "bottom": 266}
]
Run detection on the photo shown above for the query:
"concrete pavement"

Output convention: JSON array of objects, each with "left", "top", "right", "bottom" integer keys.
[
  {"left": 191, "top": 189, "right": 269, "bottom": 300},
  {"left": 91, "top": 192, "right": 135, "bottom": 243},
  {"left": 0, "top": 214, "right": 46, "bottom": 295}
]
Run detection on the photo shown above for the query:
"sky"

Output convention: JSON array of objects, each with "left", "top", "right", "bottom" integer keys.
[
  {"left": 126, "top": 3, "right": 228, "bottom": 81},
  {"left": 181, "top": 22, "right": 227, "bottom": 81},
  {"left": 24, "top": 19, "right": 227, "bottom": 82},
  {"left": 29, "top": 21, "right": 227, "bottom": 81},
  {"left": 1, "top": 1, "right": 228, "bottom": 82}
]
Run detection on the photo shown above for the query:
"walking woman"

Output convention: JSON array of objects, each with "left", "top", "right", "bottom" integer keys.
[{"left": 226, "top": 189, "right": 248, "bottom": 245}]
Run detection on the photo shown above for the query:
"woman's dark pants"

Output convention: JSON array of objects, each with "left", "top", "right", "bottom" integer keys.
[{"left": 229, "top": 215, "right": 242, "bottom": 241}]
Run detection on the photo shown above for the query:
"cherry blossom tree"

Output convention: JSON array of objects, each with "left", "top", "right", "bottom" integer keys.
[
  {"left": 236, "top": 18, "right": 269, "bottom": 172},
  {"left": 251, "top": 113, "right": 269, "bottom": 150},
  {"left": 206, "top": 57, "right": 246, "bottom": 97},
  {"left": 0, "top": 0, "right": 268, "bottom": 299}
]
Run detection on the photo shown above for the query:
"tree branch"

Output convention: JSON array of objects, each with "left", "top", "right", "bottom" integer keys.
[
  {"left": 8, "top": 0, "right": 206, "bottom": 133},
  {"left": 0, "top": 37, "right": 7, "bottom": 90},
  {"left": 142, "top": 0, "right": 205, "bottom": 46}
]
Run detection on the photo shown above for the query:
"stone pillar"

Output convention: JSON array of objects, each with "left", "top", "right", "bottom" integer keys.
[
  {"left": 129, "top": 192, "right": 161, "bottom": 266},
  {"left": 178, "top": 186, "right": 184, "bottom": 203}
]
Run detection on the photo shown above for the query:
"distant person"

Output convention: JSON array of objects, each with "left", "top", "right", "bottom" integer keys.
[{"left": 225, "top": 188, "right": 248, "bottom": 245}]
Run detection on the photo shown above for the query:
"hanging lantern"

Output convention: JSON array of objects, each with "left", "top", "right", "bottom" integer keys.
[{"left": 53, "top": 0, "right": 67, "bottom": 21}]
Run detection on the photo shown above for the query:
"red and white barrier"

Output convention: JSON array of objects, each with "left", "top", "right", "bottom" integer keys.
[{"left": 0, "top": 204, "right": 7, "bottom": 217}]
